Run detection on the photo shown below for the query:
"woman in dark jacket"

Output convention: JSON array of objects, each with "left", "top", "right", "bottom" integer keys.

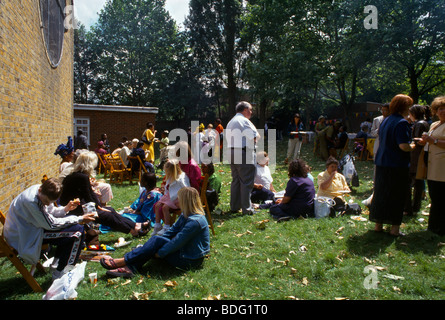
[
  {"left": 59, "top": 152, "right": 148, "bottom": 237},
  {"left": 370, "top": 94, "right": 415, "bottom": 236}
]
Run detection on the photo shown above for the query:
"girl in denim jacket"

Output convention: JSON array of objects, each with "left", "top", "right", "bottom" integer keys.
[{"left": 100, "top": 187, "right": 210, "bottom": 278}]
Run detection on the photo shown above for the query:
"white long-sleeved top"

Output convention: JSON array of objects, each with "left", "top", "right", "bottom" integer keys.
[
  {"left": 3, "top": 185, "right": 83, "bottom": 265},
  {"left": 165, "top": 172, "right": 190, "bottom": 202}
]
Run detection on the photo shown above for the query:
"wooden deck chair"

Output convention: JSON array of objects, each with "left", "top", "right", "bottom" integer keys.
[
  {"left": 200, "top": 174, "right": 215, "bottom": 236},
  {"left": 0, "top": 210, "right": 45, "bottom": 292},
  {"left": 127, "top": 156, "right": 148, "bottom": 181},
  {"left": 96, "top": 153, "right": 110, "bottom": 178},
  {"left": 171, "top": 174, "right": 215, "bottom": 235},
  {"left": 107, "top": 155, "right": 132, "bottom": 184}
]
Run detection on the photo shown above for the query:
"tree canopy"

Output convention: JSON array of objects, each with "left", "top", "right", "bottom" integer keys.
[{"left": 74, "top": 0, "right": 445, "bottom": 126}]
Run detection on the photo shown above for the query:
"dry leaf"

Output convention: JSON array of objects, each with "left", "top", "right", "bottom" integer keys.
[
  {"left": 121, "top": 279, "right": 132, "bottom": 286},
  {"left": 164, "top": 280, "right": 178, "bottom": 287},
  {"left": 383, "top": 274, "right": 405, "bottom": 280},
  {"left": 286, "top": 296, "right": 299, "bottom": 300},
  {"left": 336, "top": 226, "right": 345, "bottom": 234},
  {"left": 203, "top": 294, "right": 221, "bottom": 300},
  {"left": 290, "top": 267, "right": 297, "bottom": 274},
  {"left": 302, "top": 277, "right": 309, "bottom": 286},
  {"left": 274, "top": 258, "right": 290, "bottom": 266},
  {"left": 132, "top": 291, "right": 153, "bottom": 300},
  {"left": 335, "top": 297, "right": 349, "bottom": 300},
  {"left": 299, "top": 245, "right": 307, "bottom": 252}
]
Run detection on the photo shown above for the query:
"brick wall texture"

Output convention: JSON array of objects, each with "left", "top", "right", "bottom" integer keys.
[
  {"left": 0, "top": 0, "right": 74, "bottom": 213},
  {"left": 75, "top": 109, "right": 157, "bottom": 152}
]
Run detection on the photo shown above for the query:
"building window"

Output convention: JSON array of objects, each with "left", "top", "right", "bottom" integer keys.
[
  {"left": 74, "top": 117, "right": 90, "bottom": 146},
  {"left": 39, "top": 0, "right": 67, "bottom": 68}
]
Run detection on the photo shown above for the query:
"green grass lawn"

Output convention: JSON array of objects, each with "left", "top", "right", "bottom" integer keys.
[{"left": 1, "top": 139, "right": 444, "bottom": 301}]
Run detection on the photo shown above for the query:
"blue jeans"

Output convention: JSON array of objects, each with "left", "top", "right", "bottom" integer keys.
[{"left": 124, "top": 236, "right": 203, "bottom": 273}]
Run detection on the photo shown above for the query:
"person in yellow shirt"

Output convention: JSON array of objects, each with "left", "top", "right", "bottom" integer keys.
[
  {"left": 142, "top": 122, "right": 156, "bottom": 163},
  {"left": 317, "top": 157, "right": 351, "bottom": 214}
]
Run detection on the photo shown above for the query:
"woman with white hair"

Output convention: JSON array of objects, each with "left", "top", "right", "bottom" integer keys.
[{"left": 59, "top": 152, "right": 149, "bottom": 239}]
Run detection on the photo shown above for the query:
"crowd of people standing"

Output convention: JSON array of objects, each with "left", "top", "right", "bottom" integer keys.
[{"left": 3, "top": 95, "right": 444, "bottom": 283}]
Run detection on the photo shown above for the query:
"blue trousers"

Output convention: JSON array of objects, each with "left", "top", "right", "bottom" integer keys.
[{"left": 124, "top": 236, "right": 203, "bottom": 272}]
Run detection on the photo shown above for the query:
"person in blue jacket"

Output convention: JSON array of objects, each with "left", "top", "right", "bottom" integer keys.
[{"left": 100, "top": 187, "right": 210, "bottom": 278}]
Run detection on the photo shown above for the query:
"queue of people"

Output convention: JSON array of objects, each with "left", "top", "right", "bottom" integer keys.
[{"left": 2, "top": 96, "right": 444, "bottom": 286}]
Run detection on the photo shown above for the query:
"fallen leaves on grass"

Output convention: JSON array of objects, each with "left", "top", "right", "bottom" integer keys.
[
  {"left": 132, "top": 291, "right": 153, "bottom": 300},
  {"left": 164, "top": 280, "right": 178, "bottom": 288},
  {"left": 383, "top": 274, "right": 405, "bottom": 281}
]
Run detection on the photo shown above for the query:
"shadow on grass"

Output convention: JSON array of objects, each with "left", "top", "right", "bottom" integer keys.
[
  {"left": 0, "top": 273, "right": 52, "bottom": 299},
  {"left": 346, "top": 229, "right": 443, "bottom": 258}
]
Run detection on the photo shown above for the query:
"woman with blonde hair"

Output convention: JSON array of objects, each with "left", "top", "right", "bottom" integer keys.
[
  {"left": 370, "top": 94, "right": 415, "bottom": 236},
  {"left": 100, "top": 187, "right": 210, "bottom": 278},
  {"left": 59, "top": 152, "right": 149, "bottom": 240},
  {"left": 152, "top": 159, "right": 190, "bottom": 236}
]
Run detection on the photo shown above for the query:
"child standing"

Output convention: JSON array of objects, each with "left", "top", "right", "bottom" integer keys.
[
  {"left": 155, "top": 130, "right": 170, "bottom": 170},
  {"left": 152, "top": 160, "right": 190, "bottom": 236}
]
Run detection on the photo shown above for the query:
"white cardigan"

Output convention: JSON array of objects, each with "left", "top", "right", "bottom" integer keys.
[
  {"left": 165, "top": 172, "right": 190, "bottom": 202},
  {"left": 3, "top": 185, "right": 83, "bottom": 264}
]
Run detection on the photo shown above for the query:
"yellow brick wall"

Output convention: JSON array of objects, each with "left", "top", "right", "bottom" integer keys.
[{"left": 0, "top": 0, "right": 74, "bottom": 213}]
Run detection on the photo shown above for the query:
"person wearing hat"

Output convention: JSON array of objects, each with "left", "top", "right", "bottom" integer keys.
[
  {"left": 95, "top": 140, "right": 108, "bottom": 157},
  {"left": 55, "top": 137, "right": 75, "bottom": 173}
]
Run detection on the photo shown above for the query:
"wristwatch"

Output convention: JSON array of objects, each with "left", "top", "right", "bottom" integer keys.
[{"left": 434, "top": 139, "right": 438, "bottom": 145}]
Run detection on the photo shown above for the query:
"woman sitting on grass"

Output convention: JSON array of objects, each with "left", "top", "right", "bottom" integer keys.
[
  {"left": 100, "top": 187, "right": 210, "bottom": 278},
  {"left": 152, "top": 159, "right": 190, "bottom": 236},
  {"left": 269, "top": 159, "right": 315, "bottom": 221},
  {"left": 317, "top": 156, "right": 351, "bottom": 215}
]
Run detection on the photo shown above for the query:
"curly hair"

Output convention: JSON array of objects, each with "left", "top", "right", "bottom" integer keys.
[
  {"left": 430, "top": 96, "right": 445, "bottom": 115},
  {"left": 288, "top": 159, "right": 309, "bottom": 178}
]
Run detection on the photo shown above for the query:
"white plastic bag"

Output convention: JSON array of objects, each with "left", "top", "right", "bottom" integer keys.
[
  {"left": 43, "top": 261, "right": 87, "bottom": 300},
  {"left": 342, "top": 155, "right": 355, "bottom": 183},
  {"left": 314, "top": 196, "right": 336, "bottom": 219}
]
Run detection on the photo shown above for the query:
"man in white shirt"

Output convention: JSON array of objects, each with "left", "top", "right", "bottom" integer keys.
[{"left": 225, "top": 101, "right": 260, "bottom": 215}]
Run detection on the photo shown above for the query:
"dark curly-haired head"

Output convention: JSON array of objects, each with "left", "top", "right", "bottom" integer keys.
[{"left": 288, "top": 159, "right": 309, "bottom": 178}]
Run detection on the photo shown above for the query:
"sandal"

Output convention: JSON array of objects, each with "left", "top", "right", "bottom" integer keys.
[
  {"left": 106, "top": 267, "right": 134, "bottom": 278},
  {"left": 100, "top": 257, "right": 118, "bottom": 270}
]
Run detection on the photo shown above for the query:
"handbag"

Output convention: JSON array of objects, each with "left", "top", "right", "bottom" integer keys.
[
  {"left": 415, "top": 149, "right": 427, "bottom": 180},
  {"left": 314, "top": 196, "right": 336, "bottom": 219}
]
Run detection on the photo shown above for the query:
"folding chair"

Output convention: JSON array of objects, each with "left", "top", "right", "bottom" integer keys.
[
  {"left": 96, "top": 153, "right": 110, "bottom": 178},
  {"left": 0, "top": 210, "right": 45, "bottom": 292},
  {"left": 107, "top": 155, "right": 132, "bottom": 184},
  {"left": 127, "top": 156, "right": 148, "bottom": 181}
]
